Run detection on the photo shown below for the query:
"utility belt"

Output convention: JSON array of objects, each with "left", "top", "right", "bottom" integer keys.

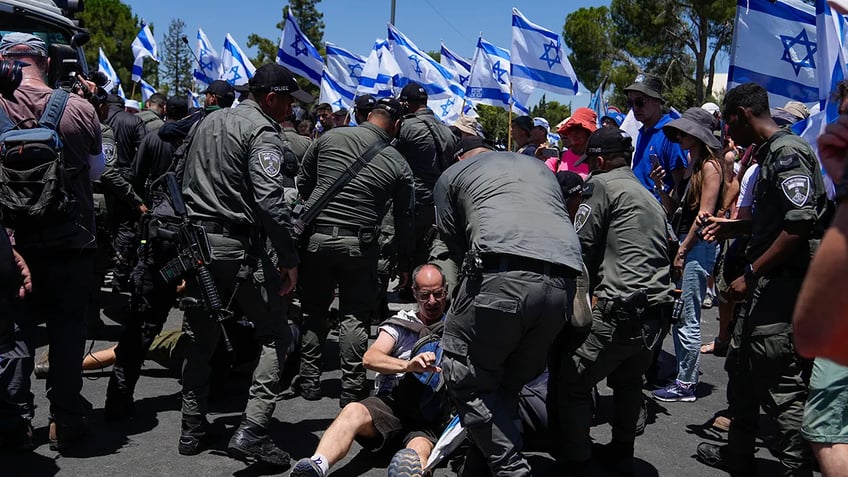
[
  {"left": 309, "top": 224, "right": 380, "bottom": 245},
  {"left": 197, "top": 220, "right": 253, "bottom": 239},
  {"left": 479, "top": 254, "right": 577, "bottom": 278},
  {"left": 595, "top": 289, "right": 663, "bottom": 323}
]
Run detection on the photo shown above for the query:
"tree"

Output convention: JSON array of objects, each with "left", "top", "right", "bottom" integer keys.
[
  {"left": 246, "top": 0, "right": 325, "bottom": 95},
  {"left": 74, "top": 0, "right": 155, "bottom": 91},
  {"left": 530, "top": 95, "right": 571, "bottom": 131},
  {"left": 563, "top": 0, "right": 734, "bottom": 107},
  {"left": 475, "top": 105, "right": 509, "bottom": 145},
  {"left": 160, "top": 19, "right": 193, "bottom": 95}
]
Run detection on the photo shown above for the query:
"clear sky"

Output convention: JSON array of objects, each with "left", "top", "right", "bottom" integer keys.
[{"left": 119, "top": 1, "right": 618, "bottom": 108}]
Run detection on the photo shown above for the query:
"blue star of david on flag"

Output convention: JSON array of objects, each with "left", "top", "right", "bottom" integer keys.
[
  {"left": 225, "top": 66, "right": 241, "bottom": 85},
  {"left": 492, "top": 60, "right": 508, "bottom": 84},
  {"left": 332, "top": 98, "right": 345, "bottom": 110},
  {"left": 200, "top": 52, "right": 215, "bottom": 73},
  {"left": 408, "top": 54, "right": 424, "bottom": 77},
  {"left": 440, "top": 98, "right": 455, "bottom": 117},
  {"left": 291, "top": 33, "right": 309, "bottom": 56},
  {"left": 277, "top": 11, "right": 324, "bottom": 86},
  {"left": 539, "top": 40, "right": 561, "bottom": 69},
  {"left": 348, "top": 63, "right": 363, "bottom": 80},
  {"left": 459, "top": 74, "right": 469, "bottom": 86},
  {"left": 780, "top": 29, "right": 817, "bottom": 76}
]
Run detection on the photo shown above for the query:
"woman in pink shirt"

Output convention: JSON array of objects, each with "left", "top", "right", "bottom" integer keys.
[{"left": 546, "top": 107, "right": 597, "bottom": 178}]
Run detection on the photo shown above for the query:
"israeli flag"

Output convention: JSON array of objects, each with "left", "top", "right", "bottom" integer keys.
[
  {"left": 440, "top": 43, "right": 471, "bottom": 90},
  {"left": 194, "top": 27, "right": 222, "bottom": 87},
  {"left": 588, "top": 77, "right": 608, "bottom": 127},
  {"left": 387, "top": 24, "right": 465, "bottom": 123},
  {"left": 320, "top": 43, "right": 366, "bottom": 110},
  {"left": 117, "top": 84, "right": 126, "bottom": 100},
  {"left": 98, "top": 48, "right": 120, "bottom": 93},
  {"left": 356, "top": 38, "right": 402, "bottom": 99},
  {"left": 188, "top": 89, "right": 201, "bottom": 109},
  {"left": 131, "top": 23, "right": 158, "bottom": 82},
  {"left": 140, "top": 79, "right": 156, "bottom": 102},
  {"left": 728, "top": 0, "right": 818, "bottom": 106},
  {"left": 221, "top": 34, "right": 255, "bottom": 86},
  {"left": 278, "top": 10, "right": 324, "bottom": 86},
  {"left": 466, "top": 36, "right": 529, "bottom": 115},
  {"left": 511, "top": 8, "right": 580, "bottom": 106}
]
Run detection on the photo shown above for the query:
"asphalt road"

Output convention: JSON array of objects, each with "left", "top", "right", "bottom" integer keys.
[{"left": 1, "top": 289, "right": 812, "bottom": 476}]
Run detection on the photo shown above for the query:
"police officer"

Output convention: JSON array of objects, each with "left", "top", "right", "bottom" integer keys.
[
  {"left": 177, "top": 64, "right": 307, "bottom": 468},
  {"left": 295, "top": 98, "right": 415, "bottom": 406},
  {"left": 137, "top": 92, "right": 166, "bottom": 134},
  {"left": 551, "top": 127, "right": 673, "bottom": 476},
  {"left": 159, "top": 80, "right": 235, "bottom": 143},
  {"left": 696, "top": 82, "right": 824, "bottom": 476},
  {"left": 394, "top": 82, "right": 457, "bottom": 299},
  {"left": 353, "top": 94, "right": 376, "bottom": 125},
  {"left": 434, "top": 146, "right": 582, "bottom": 476}
]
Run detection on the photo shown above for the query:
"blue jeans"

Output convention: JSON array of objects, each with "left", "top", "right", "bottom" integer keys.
[{"left": 672, "top": 237, "right": 716, "bottom": 385}]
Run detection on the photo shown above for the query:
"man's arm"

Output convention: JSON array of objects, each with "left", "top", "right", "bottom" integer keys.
[
  {"left": 576, "top": 181, "right": 608, "bottom": 280},
  {"left": 295, "top": 139, "right": 319, "bottom": 200},
  {"left": 363, "top": 330, "right": 441, "bottom": 374},
  {"left": 392, "top": 158, "right": 416, "bottom": 281},
  {"left": 433, "top": 172, "right": 465, "bottom": 258}
]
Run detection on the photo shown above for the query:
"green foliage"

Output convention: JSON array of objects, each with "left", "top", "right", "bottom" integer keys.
[
  {"left": 530, "top": 95, "right": 571, "bottom": 131},
  {"left": 160, "top": 19, "right": 192, "bottom": 95},
  {"left": 563, "top": 0, "right": 735, "bottom": 108},
  {"left": 74, "top": 0, "right": 155, "bottom": 92},
  {"left": 475, "top": 105, "right": 509, "bottom": 144}
]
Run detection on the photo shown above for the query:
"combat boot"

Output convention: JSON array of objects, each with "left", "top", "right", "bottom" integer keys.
[
  {"left": 594, "top": 440, "right": 635, "bottom": 476},
  {"left": 226, "top": 418, "right": 291, "bottom": 468},
  {"left": 104, "top": 380, "right": 134, "bottom": 421},
  {"left": 178, "top": 415, "right": 224, "bottom": 456},
  {"left": 48, "top": 416, "right": 88, "bottom": 451}
]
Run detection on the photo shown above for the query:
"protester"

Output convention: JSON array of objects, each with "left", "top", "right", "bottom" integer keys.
[
  {"left": 313, "top": 102, "right": 334, "bottom": 137},
  {"left": 650, "top": 107, "right": 723, "bottom": 403},
  {"left": 510, "top": 115, "right": 536, "bottom": 156},
  {"left": 550, "top": 107, "right": 596, "bottom": 177}
]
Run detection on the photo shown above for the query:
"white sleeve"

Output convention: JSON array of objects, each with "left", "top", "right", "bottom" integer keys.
[
  {"left": 88, "top": 152, "right": 105, "bottom": 180},
  {"left": 736, "top": 164, "right": 759, "bottom": 209}
]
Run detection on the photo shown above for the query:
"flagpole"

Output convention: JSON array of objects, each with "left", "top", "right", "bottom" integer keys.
[
  {"left": 507, "top": 83, "right": 513, "bottom": 151},
  {"left": 131, "top": 81, "right": 137, "bottom": 99}
]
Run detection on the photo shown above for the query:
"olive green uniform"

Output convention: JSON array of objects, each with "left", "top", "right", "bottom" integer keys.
[
  {"left": 181, "top": 99, "right": 298, "bottom": 432},
  {"left": 296, "top": 122, "right": 415, "bottom": 401},
  {"left": 137, "top": 109, "right": 164, "bottom": 134},
  {"left": 725, "top": 129, "right": 825, "bottom": 476},
  {"left": 554, "top": 166, "right": 673, "bottom": 466}
]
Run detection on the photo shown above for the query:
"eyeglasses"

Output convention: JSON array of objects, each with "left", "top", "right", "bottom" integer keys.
[
  {"left": 627, "top": 97, "right": 649, "bottom": 108},
  {"left": 414, "top": 288, "right": 446, "bottom": 300}
]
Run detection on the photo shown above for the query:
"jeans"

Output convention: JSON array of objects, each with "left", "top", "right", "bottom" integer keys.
[{"left": 672, "top": 237, "right": 716, "bottom": 385}]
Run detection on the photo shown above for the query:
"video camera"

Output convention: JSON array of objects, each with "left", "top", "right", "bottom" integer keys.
[{"left": 0, "top": 59, "right": 24, "bottom": 98}]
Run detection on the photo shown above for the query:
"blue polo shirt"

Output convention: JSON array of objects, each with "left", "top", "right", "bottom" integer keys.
[{"left": 632, "top": 114, "right": 687, "bottom": 197}]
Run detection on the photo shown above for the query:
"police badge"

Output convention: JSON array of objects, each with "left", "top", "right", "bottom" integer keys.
[
  {"left": 258, "top": 151, "right": 281, "bottom": 177},
  {"left": 781, "top": 175, "right": 811, "bottom": 207},
  {"left": 103, "top": 143, "right": 116, "bottom": 165},
  {"left": 574, "top": 203, "right": 592, "bottom": 231}
]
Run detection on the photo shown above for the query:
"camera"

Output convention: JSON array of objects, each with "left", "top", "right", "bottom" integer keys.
[{"left": 0, "top": 59, "right": 25, "bottom": 99}]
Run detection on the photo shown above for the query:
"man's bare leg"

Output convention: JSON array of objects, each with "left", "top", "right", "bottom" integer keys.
[
  {"left": 405, "top": 436, "right": 435, "bottom": 468},
  {"left": 813, "top": 443, "right": 848, "bottom": 477},
  {"left": 313, "top": 402, "right": 378, "bottom": 469}
]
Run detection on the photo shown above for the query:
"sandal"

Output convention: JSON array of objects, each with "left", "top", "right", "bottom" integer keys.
[{"left": 701, "top": 337, "right": 729, "bottom": 356}]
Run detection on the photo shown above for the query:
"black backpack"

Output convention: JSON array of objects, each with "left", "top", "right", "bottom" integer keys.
[{"left": 0, "top": 89, "right": 72, "bottom": 228}]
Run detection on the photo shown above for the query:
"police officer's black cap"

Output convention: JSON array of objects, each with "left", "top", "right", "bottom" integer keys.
[
  {"left": 333, "top": 108, "right": 349, "bottom": 117},
  {"left": 575, "top": 127, "right": 634, "bottom": 166},
  {"left": 453, "top": 135, "right": 493, "bottom": 160},
  {"left": 555, "top": 171, "right": 584, "bottom": 198},
  {"left": 354, "top": 94, "right": 377, "bottom": 112},
  {"left": 373, "top": 97, "right": 404, "bottom": 121},
  {"left": 399, "top": 82, "right": 427, "bottom": 102},
  {"left": 199, "top": 80, "right": 235, "bottom": 100},
  {"left": 249, "top": 64, "right": 314, "bottom": 103}
]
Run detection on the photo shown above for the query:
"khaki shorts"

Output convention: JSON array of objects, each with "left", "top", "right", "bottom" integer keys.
[{"left": 801, "top": 358, "right": 848, "bottom": 443}]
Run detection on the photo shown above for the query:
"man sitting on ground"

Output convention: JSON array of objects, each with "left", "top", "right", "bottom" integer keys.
[{"left": 291, "top": 263, "right": 450, "bottom": 477}]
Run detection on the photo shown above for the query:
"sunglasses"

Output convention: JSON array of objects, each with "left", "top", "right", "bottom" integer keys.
[
  {"left": 414, "top": 288, "right": 446, "bottom": 300},
  {"left": 627, "top": 97, "right": 650, "bottom": 108}
]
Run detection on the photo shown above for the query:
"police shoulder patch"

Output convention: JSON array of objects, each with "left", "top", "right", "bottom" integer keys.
[
  {"left": 103, "top": 142, "right": 116, "bottom": 165},
  {"left": 781, "top": 175, "right": 811, "bottom": 207},
  {"left": 574, "top": 203, "right": 592, "bottom": 231},
  {"left": 582, "top": 182, "right": 595, "bottom": 198},
  {"left": 775, "top": 154, "right": 800, "bottom": 173},
  {"left": 258, "top": 151, "right": 281, "bottom": 177}
]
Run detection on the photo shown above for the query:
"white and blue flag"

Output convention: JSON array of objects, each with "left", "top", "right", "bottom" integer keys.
[
  {"left": 221, "top": 34, "right": 255, "bottom": 86},
  {"left": 278, "top": 10, "right": 324, "bottom": 87},
  {"left": 98, "top": 47, "right": 120, "bottom": 93},
  {"left": 193, "top": 27, "right": 222, "bottom": 87},
  {"left": 387, "top": 24, "right": 465, "bottom": 123},
  {"left": 356, "top": 38, "right": 402, "bottom": 99},
  {"left": 319, "top": 43, "right": 366, "bottom": 110},
  {"left": 117, "top": 84, "right": 126, "bottom": 100},
  {"left": 440, "top": 43, "right": 471, "bottom": 90},
  {"left": 588, "top": 77, "right": 608, "bottom": 128},
  {"left": 510, "top": 8, "right": 579, "bottom": 106},
  {"left": 140, "top": 79, "right": 156, "bottom": 102},
  {"left": 466, "top": 36, "right": 528, "bottom": 115},
  {"left": 131, "top": 23, "right": 158, "bottom": 83},
  {"left": 188, "top": 89, "right": 202, "bottom": 109},
  {"left": 727, "top": 0, "right": 817, "bottom": 106}
]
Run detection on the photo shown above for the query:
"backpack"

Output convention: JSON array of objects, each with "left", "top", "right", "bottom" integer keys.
[
  {"left": 0, "top": 89, "right": 72, "bottom": 228},
  {"left": 381, "top": 315, "right": 450, "bottom": 423}
]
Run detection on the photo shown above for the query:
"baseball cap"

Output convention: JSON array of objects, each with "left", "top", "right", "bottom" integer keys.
[
  {"left": 333, "top": 108, "right": 349, "bottom": 117},
  {"left": 453, "top": 115, "right": 484, "bottom": 137},
  {"left": 575, "top": 127, "right": 634, "bottom": 166},
  {"left": 399, "top": 82, "right": 427, "bottom": 102},
  {"left": 373, "top": 97, "right": 404, "bottom": 121},
  {"left": 200, "top": 80, "right": 235, "bottom": 100},
  {"left": 511, "top": 115, "right": 533, "bottom": 133},
  {"left": 354, "top": 94, "right": 377, "bottom": 112},
  {"left": 453, "top": 135, "right": 493, "bottom": 160},
  {"left": 555, "top": 171, "right": 584, "bottom": 198},
  {"left": 558, "top": 107, "right": 598, "bottom": 134},
  {"left": 623, "top": 73, "right": 664, "bottom": 102},
  {"left": 0, "top": 32, "right": 47, "bottom": 57},
  {"left": 701, "top": 102, "right": 720, "bottom": 115},
  {"left": 533, "top": 117, "right": 551, "bottom": 133},
  {"left": 248, "top": 64, "right": 314, "bottom": 103}
]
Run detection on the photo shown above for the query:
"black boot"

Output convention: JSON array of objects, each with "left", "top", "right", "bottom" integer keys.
[
  {"left": 227, "top": 418, "right": 291, "bottom": 468},
  {"left": 594, "top": 440, "right": 635, "bottom": 476},
  {"left": 178, "top": 415, "right": 223, "bottom": 456},
  {"left": 104, "top": 378, "right": 134, "bottom": 421}
]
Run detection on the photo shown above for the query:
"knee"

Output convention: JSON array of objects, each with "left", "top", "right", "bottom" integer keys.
[{"left": 338, "top": 402, "right": 372, "bottom": 430}]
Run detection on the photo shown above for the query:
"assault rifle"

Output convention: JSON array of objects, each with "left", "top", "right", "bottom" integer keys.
[{"left": 156, "top": 172, "right": 234, "bottom": 351}]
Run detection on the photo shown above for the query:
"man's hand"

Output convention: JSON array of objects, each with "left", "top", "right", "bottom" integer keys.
[
  {"left": 818, "top": 115, "right": 848, "bottom": 180},
  {"left": 728, "top": 274, "right": 748, "bottom": 301},
  {"left": 279, "top": 266, "right": 298, "bottom": 296},
  {"left": 13, "top": 249, "right": 31, "bottom": 299},
  {"left": 649, "top": 164, "right": 666, "bottom": 188},
  {"left": 138, "top": 203, "right": 149, "bottom": 214},
  {"left": 405, "top": 351, "right": 441, "bottom": 373},
  {"left": 393, "top": 271, "right": 410, "bottom": 291}
]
